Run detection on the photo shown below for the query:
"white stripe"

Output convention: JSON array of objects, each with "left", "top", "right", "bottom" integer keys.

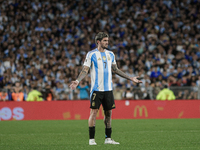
[
  {"left": 106, "top": 51, "right": 112, "bottom": 90},
  {"left": 96, "top": 52, "right": 104, "bottom": 91},
  {"left": 90, "top": 61, "right": 95, "bottom": 92}
]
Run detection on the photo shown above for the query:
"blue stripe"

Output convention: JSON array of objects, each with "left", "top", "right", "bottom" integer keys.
[
  {"left": 109, "top": 52, "right": 114, "bottom": 90},
  {"left": 109, "top": 52, "right": 115, "bottom": 63},
  {"left": 101, "top": 52, "right": 109, "bottom": 91}
]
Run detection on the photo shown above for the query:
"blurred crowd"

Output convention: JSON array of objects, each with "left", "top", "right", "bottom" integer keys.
[{"left": 0, "top": 0, "right": 200, "bottom": 101}]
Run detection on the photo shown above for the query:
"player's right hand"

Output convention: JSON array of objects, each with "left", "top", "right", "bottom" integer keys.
[{"left": 69, "top": 80, "right": 79, "bottom": 90}]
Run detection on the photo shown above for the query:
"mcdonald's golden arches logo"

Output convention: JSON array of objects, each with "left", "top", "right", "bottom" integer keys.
[{"left": 134, "top": 105, "right": 148, "bottom": 117}]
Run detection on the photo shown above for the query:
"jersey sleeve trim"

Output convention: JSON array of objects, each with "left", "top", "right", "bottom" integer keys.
[{"left": 109, "top": 51, "right": 116, "bottom": 64}]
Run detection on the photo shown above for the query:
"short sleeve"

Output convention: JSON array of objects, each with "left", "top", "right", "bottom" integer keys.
[
  {"left": 110, "top": 52, "right": 116, "bottom": 65},
  {"left": 83, "top": 52, "right": 92, "bottom": 67}
]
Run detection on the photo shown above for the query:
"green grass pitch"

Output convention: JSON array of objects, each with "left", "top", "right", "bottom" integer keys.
[{"left": 0, "top": 119, "right": 200, "bottom": 150}]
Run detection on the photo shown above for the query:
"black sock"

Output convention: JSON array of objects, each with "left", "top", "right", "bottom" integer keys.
[
  {"left": 105, "top": 128, "right": 112, "bottom": 138},
  {"left": 89, "top": 127, "right": 95, "bottom": 139}
]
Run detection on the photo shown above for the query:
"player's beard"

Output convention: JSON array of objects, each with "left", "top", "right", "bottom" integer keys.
[{"left": 101, "top": 44, "right": 108, "bottom": 49}]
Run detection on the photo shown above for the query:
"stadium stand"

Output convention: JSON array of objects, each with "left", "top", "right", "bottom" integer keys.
[{"left": 0, "top": 0, "right": 200, "bottom": 101}]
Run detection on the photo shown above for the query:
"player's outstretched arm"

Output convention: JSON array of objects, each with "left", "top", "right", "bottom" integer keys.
[
  {"left": 70, "top": 66, "right": 90, "bottom": 90},
  {"left": 111, "top": 64, "right": 142, "bottom": 84}
]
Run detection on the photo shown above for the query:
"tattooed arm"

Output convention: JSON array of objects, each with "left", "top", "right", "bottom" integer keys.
[
  {"left": 112, "top": 64, "right": 142, "bottom": 84},
  {"left": 112, "top": 64, "right": 131, "bottom": 80},
  {"left": 70, "top": 66, "right": 90, "bottom": 90},
  {"left": 76, "top": 66, "right": 90, "bottom": 82}
]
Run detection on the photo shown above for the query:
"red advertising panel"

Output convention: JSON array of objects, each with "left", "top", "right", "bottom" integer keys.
[{"left": 0, "top": 100, "right": 200, "bottom": 121}]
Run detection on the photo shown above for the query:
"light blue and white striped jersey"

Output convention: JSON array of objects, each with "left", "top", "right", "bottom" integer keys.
[{"left": 83, "top": 48, "right": 116, "bottom": 94}]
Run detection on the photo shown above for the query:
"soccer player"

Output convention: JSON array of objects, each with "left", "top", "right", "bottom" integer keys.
[{"left": 70, "top": 32, "right": 142, "bottom": 145}]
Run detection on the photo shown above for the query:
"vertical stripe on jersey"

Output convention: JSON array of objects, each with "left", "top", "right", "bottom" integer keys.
[
  {"left": 90, "top": 61, "right": 95, "bottom": 92},
  {"left": 90, "top": 61, "right": 95, "bottom": 99},
  {"left": 108, "top": 52, "right": 114, "bottom": 90},
  {"left": 92, "top": 53, "right": 99, "bottom": 91},
  {"left": 100, "top": 52, "right": 109, "bottom": 91},
  {"left": 109, "top": 52, "right": 115, "bottom": 63},
  {"left": 107, "top": 55, "right": 111, "bottom": 90},
  {"left": 97, "top": 52, "right": 104, "bottom": 91}
]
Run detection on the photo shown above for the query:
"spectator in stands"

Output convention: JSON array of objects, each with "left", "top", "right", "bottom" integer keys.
[
  {"left": 123, "top": 88, "right": 134, "bottom": 100},
  {"left": 12, "top": 82, "right": 24, "bottom": 101},
  {"left": 140, "top": 87, "right": 151, "bottom": 100},
  {"left": 0, "top": 89, "right": 9, "bottom": 101},
  {"left": 42, "top": 85, "right": 54, "bottom": 101},
  {"left": 182, "top": 90, "right": 190, "bottom": 100},
  {"left": 176, "top": 91, "right": 184, "bottom": 100},
  {"left": 150, "top": 66, "right": 161, "bottom": 79},
  {"left": 113, "top": 86, "right": 123, "bottom": 100},
  {"left": 59, "top": 91, "right": 69, "bottom": 100},
  {"left": 77, "top": 81, "right": 89, "bottom": 100},
  {"left": 26, "top": 87, "right": 43, "bottom": 101},
  {"left": 4, "top": 83, "right": 12, "bottom": 100},
  {"left": 54, "top": 81, "right": 65, "bottom": 99},
  {"left": 22, "top": 85, "right": 29, "bottom": 100},
  {"left": 196, "top": 76, "right": 200, "bottom": 86},
  {"left": 189, "top": 82, "right": 198, "bottom": 99},
  {"left": 156, "top": 85, "right": 176, "bottom": 101},
  {"left": 187, "top": 91, "right": 197, "bottom": 100}
]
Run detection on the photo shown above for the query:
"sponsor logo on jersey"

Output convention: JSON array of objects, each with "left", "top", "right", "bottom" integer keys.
[{"left": 98, "top": 58, "right": 101, "bottom": 60}]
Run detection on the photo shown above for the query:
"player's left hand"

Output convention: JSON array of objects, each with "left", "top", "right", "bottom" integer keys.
[{"left": 130, "top": 76, "right": 143, "bottom": 83}]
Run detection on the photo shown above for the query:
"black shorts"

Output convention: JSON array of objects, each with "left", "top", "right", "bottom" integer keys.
[{"left": 90, "top": 91, "right": 115, "bottom": 110}]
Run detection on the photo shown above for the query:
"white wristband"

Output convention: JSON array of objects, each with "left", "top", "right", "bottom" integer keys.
[{"left": 75, "top": 80, "right": 79, "bottom": 84}]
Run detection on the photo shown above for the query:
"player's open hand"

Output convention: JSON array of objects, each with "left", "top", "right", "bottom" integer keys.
[
  {"left": 69, "top": 80, "right": 79, "bottom": 90},
  {"left": 130, "top": 76, "right": 143, "bottom": 84}
]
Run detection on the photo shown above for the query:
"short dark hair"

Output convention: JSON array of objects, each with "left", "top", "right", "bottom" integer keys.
[
  {"left": 33, "top": 86, "right": 38, "bottom": 90},
  {"left": 95, "top": 32, "right": 109, "bottom": 45},
  {"left": 164, "top": 85, "right": 168, "bottom": 88}
]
